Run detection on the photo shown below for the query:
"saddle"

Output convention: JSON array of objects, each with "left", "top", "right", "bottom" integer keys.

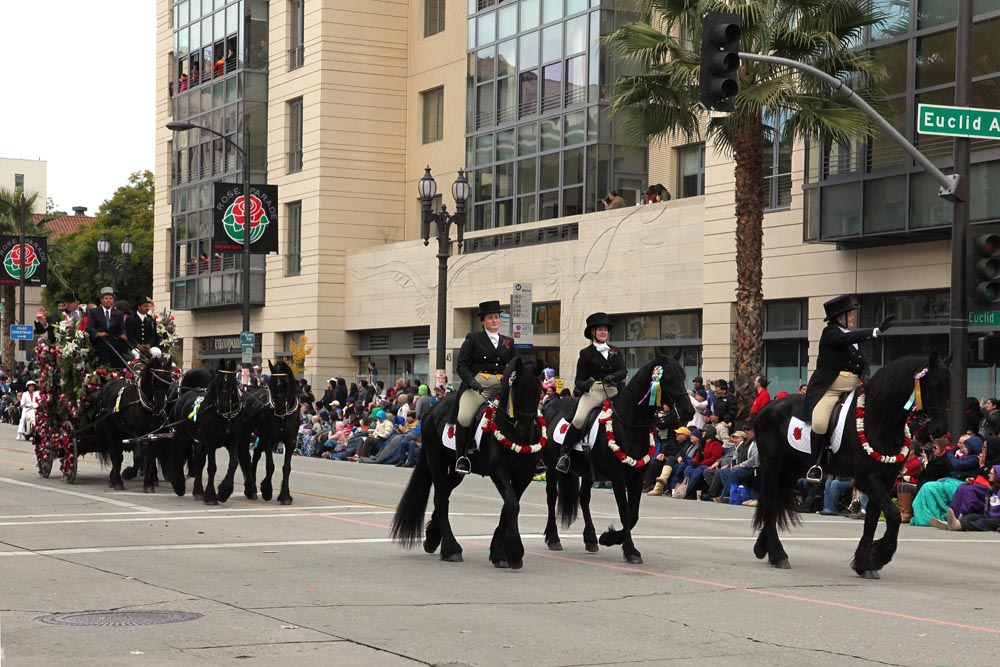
[
  {"left": 551, "top": 405, "right": 603, "bottom": 450},
  {"left": 440, "top": 404, "right": 490, "bottom": 452},
  {"left": 789, "top": 390, "right": 857, "bottom": 482}
]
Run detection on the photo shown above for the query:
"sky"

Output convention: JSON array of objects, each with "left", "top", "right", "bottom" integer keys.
[{"left": 0, "top": 1, "right": 156, "bottom": 215}]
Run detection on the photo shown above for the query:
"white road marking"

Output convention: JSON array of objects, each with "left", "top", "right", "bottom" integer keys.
[
  {"left": 0, "top": 477, "right": 162, "bottom": 512},
  {"left": 1, "top": 534, "right": 992, "bottom": 558},
  {"left": 0, "top": 504, "right": 366, "bottom": 521}
]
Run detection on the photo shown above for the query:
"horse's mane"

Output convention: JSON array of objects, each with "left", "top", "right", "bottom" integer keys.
[
  {"left": 497, "top": 357, "right": 541, "bottom": 416},
  {"left": 270, "top": 359, "right": 294, "bottom": 377},
  {"left": 864, "top": 355, "right": 931, "bottom": 451}
]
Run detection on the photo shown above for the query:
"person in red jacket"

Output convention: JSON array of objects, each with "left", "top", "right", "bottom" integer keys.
[
  {"left": 676, "top": 425, "right": 725, "bottom": 498},
  {"left": 749, "top": 375, "right": 771, "bottom": 420}
]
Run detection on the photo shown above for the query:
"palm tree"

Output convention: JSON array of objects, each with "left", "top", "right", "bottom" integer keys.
[
  {"left": 0, "top": 189, "right": 51, "bottom": 372},
  {"left": 606, "top": 0, "right": 887, "bottom": 419}
]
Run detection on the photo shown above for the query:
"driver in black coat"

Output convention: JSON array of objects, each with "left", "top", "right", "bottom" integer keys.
[
  {"left": 87, "top": 287, "right": 129, "bottom": 369},
  {"left": 803, "top": 295, "right": 894, "bottom": 435},
  {"left": 555, "top": 312, "right": 627, "bottom": 473}
]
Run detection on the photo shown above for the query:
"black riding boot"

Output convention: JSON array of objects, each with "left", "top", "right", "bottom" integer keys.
[
  {"left": 454, "top": 425, "right": 473, "bottom": 475},
  {"left": 555, "top": 425, "right": 581, "bottom": 474}
]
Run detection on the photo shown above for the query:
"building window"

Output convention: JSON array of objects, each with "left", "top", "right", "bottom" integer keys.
[
  {"left": 763, "top": 300, "right": 808, "bottom": 396},
  {"left": 763, "top": 108, "right": 792, "bottom": 211},
  {"left": 677, "top": 143, "right": 705, "bottom": 198},
  {"left": 422, "top": 87, "right": 444, "bottom": 144},
  {"left": 286, "top": 201, "right": 302, "bottom": 276},
  {"left": 424, "top": 0, "right": 445, "bottom": 37},
  {"left": 288, "top": 97, "right": 303, "bottom": 173},
  {"left": 289, "top": 0, "right": 305, "bottom": 69},
  {"left": 608, "top": 310, "right": 702, "bottom": 380},
  {"left": 532, "top": 302, "right": 561, "bottom": 334}
]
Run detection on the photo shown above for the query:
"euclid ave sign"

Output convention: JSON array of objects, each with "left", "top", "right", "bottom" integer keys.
[{"left": 918, "top": 103, "right": 1000, "bottom": 140}]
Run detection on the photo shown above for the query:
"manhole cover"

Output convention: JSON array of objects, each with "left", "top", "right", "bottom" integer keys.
[{"left": 39, "top": 610, "right": 202, "bottom": 627}]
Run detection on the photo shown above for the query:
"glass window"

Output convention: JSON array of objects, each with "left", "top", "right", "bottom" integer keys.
[
  {"left": 564, "top": 147, "right": 584, "bottom": 185},
  {"left": 496, "top": 128, "right": 515, "bottom": 161},
  {"left": 625, "top": 316, "right": 660, "bottom": 341},
  {"left": 870, "top": 97, "right": 907, "bottom": 170},
  {"left": 764, "top": 301, "right": 803, "bottom": 332},
  {"left": 496, "top": 162, "right": 513, "bottom": 197},
  {"left": 468, "top": 17, "right": 475, "bottom": 50},
  {"left": 566, "top": 15, "right": 587, "bottom": 54},
  {"left": 863, "top": 175, "right": 906, "bottom": 233},
  {"left": 474, "top": 168, "right": 493, "bottom": 201},
  {"left": 871, "top": 0, "right": 909, "bottom": 40},
  {"left": 916, "top": 29, "right": 956, "bottom": 89},
  {"left": 422, "top": 87, "right": 444, "bottom": 144},
  {"left": 518, "top": 194, "right": 537, "bottom": 224},
  {"left": 497, "top": 39, "right": 516, "bottom": 76},
  {"left": 497, "top": 77, "right": 516, "bottom": 123},
  {"left": 287, "top": 97, "right": 303, "bottom": 173},
  {"left": 540, "top": 153, "right": 560, "bottom": 190},
  {"left": 542, "top": 0, "right": 562, "bottom": 23},
  {"left": 474, "top": 202, "right": 493, "bottom": 230},
  {"left": 520, "top": 0, "right": 539, "bottom": 31},
  {"left": 564, "top": 110, "right": 585, "bottom": 145},
  {"left": 764, "top": 340, "right": 808, "bottom": 396},
  {"left": 820, "top": 181, "right": 862, "bottom": 237},
  {"left": 519, "top": 69, "right": 538, "bottom": 117},
  {"left": 970, "top": 160, "right": 1000, "bottom": 222},
  {"left": 475, "top": 133, "right": 494, "bottom": 165},
  {"left": 542, "top": 24, "right": 562, "bottom": 63},
  {"left": 677, "top": 144, "right": 705, "bottom": 198},
  {"left": 498, "top": 3, "right": 517, "bottom": 39},
  {"left": 872, "top": 42, "right": 907, "bottom": 97},
  {"left": 917, "top": 0, "right": 956, "bottom": 28},
  {"left": 519, "top": 31, "right": 538, "bottom": 70},
  {"left": 477, "top": 11, "right": 495, "bottom": 46},
  {"left": 540, "top": 190, "right": 560, "bottom": 220},
  {"left": 973, "top": 18, "right": 1000, "bottom": 77},
  {"left": 566, "top": 0, "right": 587, "bottom": 13},
  {"left": 540, "top": 116, "right": 561, "bottom": 150},
  {"left": 542, "top": 63, "right": 562, "bottom": 111},
  {"left": 565, "top": 55, "right": 586, "bottom": 105},
  {"left": 909, "top": 170, "right": 953, "bottom": 228},
  {"left": 564, "top": 186, "right": 583, "bottom": 216},
  {"left": 518, "top": 158, "right": 536, "bottom": 194},
  {"left": 661, "top": 312, "right": 700, "bottom": 339},
  {"left": 477, "top": 81, "right": 495, "bottom": 128},
  {"left": 477, "top": 47, "right": 496, "bottom": 81},
  {"left": 286, "top": 201, "right": 302, "bottom": 276},
  {"left": 497, "top": 199, "right": 514, "bottom": 227},
  {"left": 518, "top": 123, "right": 537, "bottom": 155}
]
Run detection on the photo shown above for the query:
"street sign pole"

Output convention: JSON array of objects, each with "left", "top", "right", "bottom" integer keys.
[{"left": 949, "top": 0, "right": 972, "bottom": 440}]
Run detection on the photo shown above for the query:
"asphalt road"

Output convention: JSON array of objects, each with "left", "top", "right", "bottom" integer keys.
[{"left": 0, "top": 423, "right": 996, "bottom": 667}]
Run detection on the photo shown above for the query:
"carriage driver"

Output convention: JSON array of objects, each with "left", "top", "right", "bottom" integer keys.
[
  {"left": 555, "top": 312, "right": 627, "bottom": 473},
  {"left": 803, "top": 295, "right": 895, "bottom": 437},
  {"left": 454, "top": 300, "right": 514, "bottom": 475}
]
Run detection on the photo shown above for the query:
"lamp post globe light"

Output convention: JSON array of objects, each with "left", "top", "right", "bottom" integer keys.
[
  {"left": 166, "top": 120, "right": 253, "bottom": 335},
  {"left": 418, "top": 166, "right": 469, "bottom": 376},
  {"left": 97, "top": 233, "right": 133, "bottom": 295}
]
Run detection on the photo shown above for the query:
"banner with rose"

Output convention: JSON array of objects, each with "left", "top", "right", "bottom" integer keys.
[
  {"left": 0, "top": 235, "right": 48, "bottom": 286},
  {"left": 212, "top": 183, "right": 279, "bottom": 254}
]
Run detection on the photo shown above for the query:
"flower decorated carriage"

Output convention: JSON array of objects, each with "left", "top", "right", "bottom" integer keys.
[{"left": 33, "top": 311, "right": 180, "bottom": 483}]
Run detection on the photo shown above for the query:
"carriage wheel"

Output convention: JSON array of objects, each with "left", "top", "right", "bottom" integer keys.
[
  {"left": 35, "top": 434, "right": 53, "bottom": 478},
  {"left": 62, "top": 421, "right": 78, "bottom": 484}
]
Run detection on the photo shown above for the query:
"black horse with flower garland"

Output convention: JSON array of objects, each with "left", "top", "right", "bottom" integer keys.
[
  {"left": 540, "top": 354, "right": 693, "bottom": 564},
  {"left": 391, "top": 356, "right": 544, "bottom": 569},
  {"left": 751, "top": 353, "right": 950, "bottom": 578},
  {"left": 33, "top": 310, "right": 182, "bottom": 485}
]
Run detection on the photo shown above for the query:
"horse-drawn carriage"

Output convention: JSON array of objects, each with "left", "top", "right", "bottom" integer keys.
[{"left": 32, "top": 313, "right": 181, "bottom": 488}]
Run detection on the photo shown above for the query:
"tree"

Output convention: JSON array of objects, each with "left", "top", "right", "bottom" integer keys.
[
  {"left": 606, "top": 0, "right": 886, "bottom": 419},
  {"left": 289, "top": 334, "right": 314, "bottom": 379},
  {"left": 0, "top": 189, "right": 51, "bottom": 372},
  {"left": 44, "top": 171, "right": 154, "bottom": 312}
]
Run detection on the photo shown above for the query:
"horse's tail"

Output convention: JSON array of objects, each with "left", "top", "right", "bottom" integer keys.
[
  {"left": 752, "top": 403, "right": 801, "bottom": 533},
  {"left": 557, "top": 470, "right": 580, "bottom": 528},
  {"left": 390, "top": 444, "right": 432, "bottom": 548}
]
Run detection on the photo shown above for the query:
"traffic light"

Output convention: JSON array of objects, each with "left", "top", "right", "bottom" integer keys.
[
  {"left": 970, "top": 225, "right": 1000, "bottom": 306},
  {"left": 699, "top": 12, "right": 742, "bottom": 113},
  {"left": 978, "top": 334, "right": 1000, "bottom": 365}
]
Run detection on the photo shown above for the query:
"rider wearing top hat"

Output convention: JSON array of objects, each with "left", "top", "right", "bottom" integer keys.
[
  {"left": 555, "top": 312, "right": 627, "bottom": 473},
  {"left": 803, "top": 295, "right": 895, "bottom": 435},
  {"left": 454, "top": 300, "right": 514, "bottom": 474}
]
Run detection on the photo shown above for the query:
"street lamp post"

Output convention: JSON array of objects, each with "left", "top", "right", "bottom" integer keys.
[
  {"left": 96, "top": 233, "right": 135, "bottom": 294},
  {"left": 418, "top": 166, "right": 470, "bottom": 376},
  {"left": 166, "top": 120, "right": 252, "bottom": 334},
  {"left": 0, "top": 192, "right": 29, "bottom": 359}
]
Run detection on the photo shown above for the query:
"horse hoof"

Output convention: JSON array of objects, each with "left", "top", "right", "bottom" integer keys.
[
  {"left": 279, "top": 498, "right": 293, "bottom": 506},
  {"left": 121, "top": 467, "right": 137, "bottom": 481},
  {"left": 753, "top": 542, "right": 767, "bottom": 560},
  {"left": 111, "top": 482, "right": 125, "bottom": 491},
  {"left": 625, "top": 554, "right": 643, "bottom": 565},
  {"left": 547, "top": 541, "right": 563, "bottom": 551},
  {"left": 585, "top": 542, "right": 600, "bottom": 553},
  {"left": 859, "top": 570, "right": 880, "bottom": 580},
  {"left": 442, "top": 553, "right": 463, "bottom": 563},
  {"left": 261, "top": 490, "right": 273, "bottom": 502},
  {"left": 218, "top": 488, "right": 233, "bottom": 502},
  {"left": 244, "top": 490, "right": 258, "bottom": 501},
  {"left": 143, "top": 486, "right": 155, "bottom": 494},
  {"left": 204, "top": 498, "right": 219, "bottom": 506},
  {"left": 494, "top": 559, "right": 509, "bottom": 569},
  {"left": 423, "top": 541, "right": 439, "bottom": 554},
  {"left": 509, "top": 558, "right": 523, "bottom": 570},
  {"left": 771, "top": 558, "right": 791, "bottom": 569},
  {"left": 193, "top": 492, "right": 204, "bottom": 500}
]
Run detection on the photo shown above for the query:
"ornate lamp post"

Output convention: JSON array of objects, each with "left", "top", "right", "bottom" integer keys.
[
  {"left": 418, "top": 166, "right": 470, "bottom": 375},
  {"left": 97, "top": 233, "right": 134, "bottom": 294}
]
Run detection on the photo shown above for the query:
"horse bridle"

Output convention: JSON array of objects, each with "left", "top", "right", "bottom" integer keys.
[
  {"left": 134, "top": 366, "right": 176, "bottom": 416},
  {"left": 266, "top": 372, "right": 299, "bottom": 417},
  {"left": 214, "top": 369, "right": 243, "bottom": 419}
]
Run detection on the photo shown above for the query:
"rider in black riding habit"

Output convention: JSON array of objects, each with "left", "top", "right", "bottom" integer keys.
[
  {"left": 555, "top": 312, "right": 627, "bottom": 473},
  {"left": 453, "top": 300, "right": 514, "bottom": 475}
]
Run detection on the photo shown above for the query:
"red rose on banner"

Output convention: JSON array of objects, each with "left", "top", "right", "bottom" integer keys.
[
  {"left": 12, "top": 243, "right": 37, "bottom": 266},
  {"left": 447, "top": 425, "right": 455, "bottom": 439},
  {"left": 793, "top": 427, "right": 802, "bottom": 440},
  {"left": 233, "top": 194, "right": 265, "bottom": 229},
  {"left": 559, "top": 423, "right": 568, "bottom": 434}
]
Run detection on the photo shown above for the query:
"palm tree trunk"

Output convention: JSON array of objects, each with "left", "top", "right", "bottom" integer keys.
[
  {"left": 732, "top": 109, "right": 765, "bottom": 423},
  {"left": 2, "top": 285, "right": 15, "bottom": 373}
]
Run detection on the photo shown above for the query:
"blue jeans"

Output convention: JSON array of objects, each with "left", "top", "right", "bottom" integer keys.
[
  {"left": 823, "top": 478, "right": 853, "bottom": 514},
  {"left": 719, "top": 466, "right": 753, "bottom": 497},
  {"left": 399, "top": 437, "right": 420, "bottom": 463}
]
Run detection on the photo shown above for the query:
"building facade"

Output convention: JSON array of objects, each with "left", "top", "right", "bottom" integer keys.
[{"left": 155, "top": 0, "right": 1000, "bottom": 396}]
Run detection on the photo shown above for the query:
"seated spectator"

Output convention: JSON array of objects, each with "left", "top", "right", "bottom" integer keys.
[
  {"left": 911, "top": 435, "right": 976, "bottom": 526},
  {"left": 667, "top": 427, "right": 701, "bottom": 495},
  {"left": 818, "top": 475, "right": 854, "bottom": 516},
  {"left": 701, "top": 427, "right": 739, "bottom": 500},
  {"left": 710, "top": 426, "right": 756, "bottom": 502},
  {"left": 677, "top": 425, "right": 724, "bottom": 498},
  {"left": 360, "top": 413, "right": 418, "bottom": 465},
  {"left": 931, "top": 465, "right": 1000, "bottom": 532},
  {"left": 350, "top": 409, "right": 393, "bottom": 461},
  {"left": 647, "top": 425, "right": 688, "bottom": 496},
  {"left": 394, "top": 414, "right": 422, "bottom": 468}
]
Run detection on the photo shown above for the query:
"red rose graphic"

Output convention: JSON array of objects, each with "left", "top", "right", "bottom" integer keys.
[
  {"left": 559, "top": 423, "right": 568, "bottom": 435},
  {"left": 233, "top": 194, "right": 265, "bottom": 229},
  {"left": 793, "top": 427, "right": 802, "bottom": 440},
  {"left": 447, "top": 425, "right": 455, "bottom": 439},
  {"left": 12, "top": 243, "right": 37, "bottom": 266}
]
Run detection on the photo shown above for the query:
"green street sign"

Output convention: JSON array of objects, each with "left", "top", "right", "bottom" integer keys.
[
  {"left": 918, "top": 103, "right": 1000, "bottom": 140},
  {"left": 969, "top": 310, "right": 1000, "bottom": 326}
]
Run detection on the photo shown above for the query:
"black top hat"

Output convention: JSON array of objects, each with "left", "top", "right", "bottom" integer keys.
[
  {"left": 136, "top": 296, "right": 153, "bottom": 307},
  {"left": 823, "top": 295, "right": 858, "bottom": 322},
  {"left": 583, "top": 312, "right": 614, "bottom": 340},
  {"left": 60, "top": 291, "right": 78, "bottom": 304},
  {"left": 476, "top": 300, "right": 503, "bottom": 317}
]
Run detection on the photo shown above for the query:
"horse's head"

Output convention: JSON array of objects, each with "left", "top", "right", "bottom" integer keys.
[
  {"left": 917, "top": 350, "right": 951, "bottom": 438},
  {"left": 499, "top": 356, "right": 543, "bottom": 440},
  {"left": 267, "top": 359, "right": 298, "bottom": 414},
  {"left": 142, "top": 354, "right": 174, "bottom": 415},
  {"left": 643, "top": 351, "right": 694, "bottom": 425},
  {"left": 211, "top": 358, "right": 241, "bottom": 417}
]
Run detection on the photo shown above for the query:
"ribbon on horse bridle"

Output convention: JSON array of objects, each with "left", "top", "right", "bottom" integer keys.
[
  {"left": 903, "top": 368, "right": 929, "bottom": 412},
  {"left": 637, "top": 365, "right": 663, "bottom": 407},
  {"left": 507, "top": 370, "right": 517, "bottom": 419}
]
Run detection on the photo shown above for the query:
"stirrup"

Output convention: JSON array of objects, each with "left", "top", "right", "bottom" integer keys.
[
  {"left": 555, "top": 454, "right": 571, "bottom": 474},
  {"left": 455, "top": 455, "right": 472, "bottom": 475},
  {"left": 805, "top": 465, "right": 824, "bottom": 484}
]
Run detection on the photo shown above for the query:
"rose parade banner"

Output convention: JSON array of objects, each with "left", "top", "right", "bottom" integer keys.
[
  {"left": 0, "top": 236, "right": 48, "bottom": 286},
  {"left": 212, "top": 183, "right": 279, "bottom": 254}
]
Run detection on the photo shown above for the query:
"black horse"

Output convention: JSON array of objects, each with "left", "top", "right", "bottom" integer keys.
[
  {"left": 170, "top": 359, "right": 245, "bottom": 504},
  {"left": 541, "top": 354, "right": 693, "bottom": 564},
  {"left": 392, "top": 357, "right": 543, "bottom": 569},
  {"left": 239, "top": 360, "right": 301, "bottom": 504},
  {"left": 752, "top": 353, "right": 950, "bottom": 578},
  {"left": 97, "top": 354, "right": 178, "bottom": 493}
]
